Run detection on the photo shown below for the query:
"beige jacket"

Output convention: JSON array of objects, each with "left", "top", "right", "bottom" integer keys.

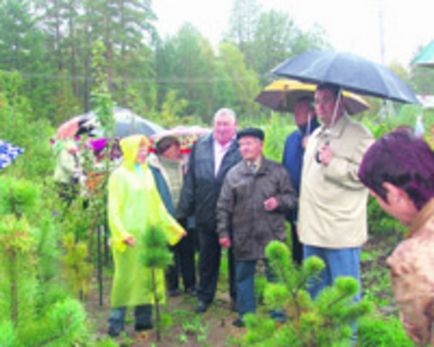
[
  {"left": 298, "top": 114, "right": 374, "bottom": 248},
  {"left": 386, "top": 199, "right": 434, "bottom": 346}
]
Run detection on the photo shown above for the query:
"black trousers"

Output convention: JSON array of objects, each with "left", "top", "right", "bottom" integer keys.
[
  {"left": 197, "top": 229, "right": 236, "bottom": 304},
  {"left": 166, "top": 227, "right": 197, "bottom": 291},
  {"left": 290, "top": 220, "right": 303, "bottom": 265}
]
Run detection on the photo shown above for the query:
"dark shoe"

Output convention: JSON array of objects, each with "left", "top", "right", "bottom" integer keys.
[
  {"left": 108, "top": 326, "right": 122, "bottom": 337},
  {"left": 185, "top": 287, "right": 197, "bottom": 296},
  {"left": 134, "top": 322, "right": 153, "bottom": 331},
  {"left": 168, "top": 289, "right": 180, "bottom": 297},
  {"left": 232, "top": 318, "right": 245, "bottom": 328},
  {"left": 195, "top": 300, "right": 209, "bottom": 313}
]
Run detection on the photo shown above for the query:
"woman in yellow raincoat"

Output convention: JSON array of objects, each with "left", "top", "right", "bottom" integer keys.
[{"left": 107, "top": 135, "right": 185, "bottom": 337}]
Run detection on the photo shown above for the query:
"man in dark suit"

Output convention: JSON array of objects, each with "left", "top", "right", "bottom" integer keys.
[{"left": 178, "top": 108, "right": 241, "bottom": 313}]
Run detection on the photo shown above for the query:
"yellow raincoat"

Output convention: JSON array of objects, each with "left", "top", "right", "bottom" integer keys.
[{"left": 108, "top": 135, "right": 184, "bottom": 308}]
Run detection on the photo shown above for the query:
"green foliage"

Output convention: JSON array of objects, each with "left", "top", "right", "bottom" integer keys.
[
  {"left": 216, "top": 42, "right": 261, "bottom": 117},
  {"left": 241, "top": 241, "right": 372, "bottom": 347},
  {"left": 0, "top": 0, "right": 55, "bottom": 119},
  {"left": 367, "top": 197, "right": 406, "bottom": 235},
  {"left": 0, "top": 70, "right": 54, "bottom": 179},
  {"left": 51, "top": 70, "right": 81, "bottom": 126},
  {"left": 0, "top": 178, "right": 38, "bottom": 325},
  {"left": 155, "top": 23, "right": 217, "bottom": 121},
  {"left": 261, "top": 114, "right": 294, "bottom": 161},
  {"left": 0, "top": 320, "right": 18, "bottom": 347},
  {"left": 0, "top": 176, "right": 39, "bottom": 217},
  {"left": 140, "top": 226, "right": 173, "bottom": 269},
  {"left": 157, "top": 89, "right": 189, "bottom": 127},
  {"left": 62, "top": 233, "right": 93, "bottom": 300},
  {"left": 358, "top": 315, "right": 415, "bottom": 347},
  {"left": 0, "top": 176, "right": 88, "bottom": 346},
  {"left": 91, "top": 41, "right": 115, "bottom": 138},
  {"left": 18, "top": 298, "right": 88, "bottom": 347},
  {"left": 226, "top": 0, "right": 330, "bottom": 79},
  {"left": 140, "top": 225, "right": 173, "bottom": 341},
  {"left": 180, "top": 316, "right": 209, "bottom": 344}
]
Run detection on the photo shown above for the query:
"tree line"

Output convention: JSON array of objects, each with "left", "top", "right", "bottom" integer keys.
[{"left": 0, "top": 0, "right": 432, "bottom": 126}]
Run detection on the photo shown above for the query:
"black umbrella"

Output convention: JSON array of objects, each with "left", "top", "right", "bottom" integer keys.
[
  {"left": 112, "top": 108, "right": 165, "bottom": 138},
  {"left": 272, "top": 51, "right": 420, "bottom": 104},
  {"left": 83, "top": 107, "right": 165, "bottom": 138}
]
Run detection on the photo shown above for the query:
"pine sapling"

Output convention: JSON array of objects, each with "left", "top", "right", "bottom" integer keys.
[
  {"left": 140, "top": 225, "right": 173, "bottom": 341},
  {"left": 241, "top": 240, "right": 373, "bottom": 347}
]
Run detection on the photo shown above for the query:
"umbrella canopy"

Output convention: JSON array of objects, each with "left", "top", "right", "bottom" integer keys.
[
  {"left": 58, "top": 107, "right": 165, "bottom": 139},
  {"left": 150, "top": 126, "right": 211, "bottom": 154},
  {"left": 255, "top": 79, "right": 370, "bottom": 115},
  {"left": 272, "top": 51, "right": 420, "bottom": 104},
  {"left": 0, "top": 140, "right": 23, "bottom": 170},
  {"left": 56, "top": 115, "right": 95, "bottom": 140},
  {"left": 412, "top": 40, "right": 434, "bottom": 67},
  {"left": 109, "top": 108, "right": 165, "bottom": 138}
]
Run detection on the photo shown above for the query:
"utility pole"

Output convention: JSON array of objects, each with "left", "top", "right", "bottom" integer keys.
[{"left": 378, "top": 0, "right": 386, "bottom": 64}]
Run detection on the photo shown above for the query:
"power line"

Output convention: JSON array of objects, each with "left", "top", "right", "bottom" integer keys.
[{"left": 12, "top": 72, "right": 266, "bottom": 84}]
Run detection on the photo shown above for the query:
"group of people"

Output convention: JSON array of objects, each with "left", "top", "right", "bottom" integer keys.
[{"left": 102, "top": 83, "right": 434, "bottom": 346}]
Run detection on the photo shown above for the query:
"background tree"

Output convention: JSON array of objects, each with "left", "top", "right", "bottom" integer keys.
[
  {"left": 225, "top": 0, "right": 261, "bottom": 67},
  {"left": 0, "top": 0, "right": 56, "bottom": 119},
  {"left": 156, "top": 23, "right": 216, "bottom": 122},
  {"left": 215, "top": 42, "right": 260, "bottom": 117}
]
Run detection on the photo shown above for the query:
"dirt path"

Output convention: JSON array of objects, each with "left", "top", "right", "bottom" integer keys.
[
  {"left": 85, "top": 231, "right": 401, "bottom": 346},
  {"left": 86, "top": 276, "right": 245, "bottom": 346}
]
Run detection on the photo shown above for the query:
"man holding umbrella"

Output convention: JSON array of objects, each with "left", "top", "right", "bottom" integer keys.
[{"left": 298, "top": 83, "right": 374, "bottom": 304}]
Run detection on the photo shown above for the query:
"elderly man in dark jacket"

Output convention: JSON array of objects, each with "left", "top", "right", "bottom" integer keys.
[
  {"left": 217, "top": 128, "right": 296, "bottom": 327},
  {"left": 178, "top": 108, "right": 241, "bottom": 313}
]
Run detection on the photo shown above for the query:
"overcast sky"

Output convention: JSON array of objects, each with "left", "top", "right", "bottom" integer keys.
[{"left": 153, "top": 0, "right": 432, "bottom": 68}]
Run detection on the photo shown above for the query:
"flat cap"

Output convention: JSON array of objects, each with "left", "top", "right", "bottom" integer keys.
[{"left": 237, "top": 127, "right": 265, "bottom": 141}]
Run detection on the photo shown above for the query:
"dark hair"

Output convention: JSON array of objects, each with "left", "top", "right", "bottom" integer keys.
[
  {"left": 156, "top": 136, "right": 180, "bottom": 155},
  {"left": 316, "top": 83, "right": 341, "bottom": 99},
  {"left": 295, "top": 96, "right": 314, "bottom": 109},
  {"left": 358, "top": 129, "right": 434, "bottom": 210}
]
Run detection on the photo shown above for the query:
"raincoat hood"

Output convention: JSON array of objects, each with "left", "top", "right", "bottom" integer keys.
[{"left": 119, "top": 135, "right": 150, "bottom": 169}]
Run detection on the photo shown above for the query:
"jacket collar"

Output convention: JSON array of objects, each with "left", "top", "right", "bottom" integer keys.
[
  {"left": 241, "top": 157, "right": 271, "bottom": 176},
  {"left": 316, "top": 113, "right": 350, "bottom": 140},
  {"left": 408, "top": 198, "right": 434, "bottom": 238}
]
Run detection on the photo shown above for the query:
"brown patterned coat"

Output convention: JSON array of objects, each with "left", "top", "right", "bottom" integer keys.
[{"left": 387, "top": 199, "right": 434, "bottom": 346}]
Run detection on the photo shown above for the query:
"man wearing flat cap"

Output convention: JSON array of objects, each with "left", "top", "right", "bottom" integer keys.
[{"left": 216, "top": 127, "right": 296, "bottom": 327}]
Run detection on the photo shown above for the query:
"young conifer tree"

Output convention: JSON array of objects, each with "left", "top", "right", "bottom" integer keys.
[
  {"left": 0, "top": 176, "right": 89, "bottom": 346},
  {"left": 140, "top": 225, "right": 173, "bottom": 341},
  {"left": 241, "top": 241, "right": 372, "bottom": 347}
]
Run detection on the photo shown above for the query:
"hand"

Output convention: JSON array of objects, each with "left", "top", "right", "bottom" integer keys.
[
  {"left": 219, "top": 237, "right": 231, "bottom": 248},
  {"left": 123, "top": 235, "right": 136, "bottom": 247},
  {"left": 317, "top": 144, "right": 333, "bottom": 166},
  {"left": 302, "top": 135, "right": 309, "bottom": 149},
  {"left": 179, "top": 229, "right": 187, "bottom": 238},
  {"left": 264, "top": 197, "right": 279, "bottom": 211}
]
